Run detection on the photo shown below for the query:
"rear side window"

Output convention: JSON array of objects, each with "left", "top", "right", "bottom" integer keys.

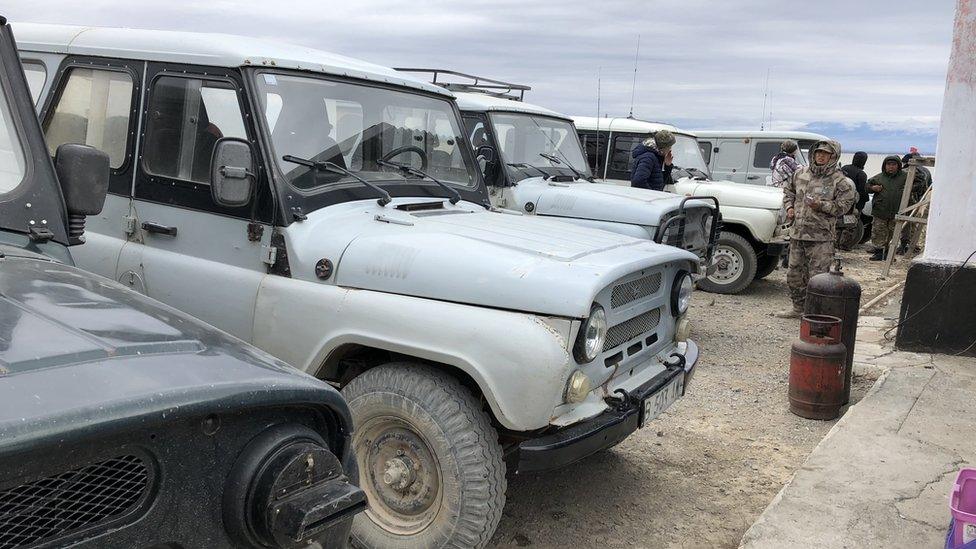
[
  {"left": 579, "top": 131, "right": 608, "bottom": 175},
  {"left": 0, "top": 81, "right": 26, "bottom": 194},
  {"left": 143, "top": 76, "right": 246, "bottom": 184},
  {"left": 22, "top": 61, "right": 46, "bottom": 106},
  {"left": 698, "top": 140, "right": 712, "bottom": 164},
  {"left": 43, "top": 68, "right": 133, "bottom": 168},
  {"left": 611, "top": 135, "right": 640, "bottom": 172},
  {"left": 753, "top": 141, "right": 781, "bottom": 169}
]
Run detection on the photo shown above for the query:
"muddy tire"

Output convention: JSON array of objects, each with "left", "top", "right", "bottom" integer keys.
[
  {"left": 344, "top": 363, "right": 505, "bottom": 549},
  {"left": 754, "top": 255, "right": 779, "bottom": 280},
  {"left": 698, "top": 231, "right": 758, "bottom": 294}
]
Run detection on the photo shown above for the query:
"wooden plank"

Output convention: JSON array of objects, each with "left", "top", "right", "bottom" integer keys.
[
  {"left": 882, "top": 162, "right": 918, "bottom": 277},
  {"left": 894, "top": 215, "right": 927, "bottom": 224}
]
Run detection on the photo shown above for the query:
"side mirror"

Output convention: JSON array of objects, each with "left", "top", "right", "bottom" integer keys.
[
  {"left": 54, "top": 143, "right": 109, "bottom": 246},
  {"left": 211, "top": 137, "right": 255, "bottom": 208},
  {"left": 475, "top": 144, "right": 497, "bottom": 177}
]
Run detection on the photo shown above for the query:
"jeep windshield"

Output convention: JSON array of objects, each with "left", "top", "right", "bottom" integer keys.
[
  {"left": 487, "top": 113, "right": 592, "bottom": 182},
  {"left": 254, "top": 71, "right": 480, "bottom": 198},
  {"left": 671, "top": 134, "right": 710, "bottom": 178}
]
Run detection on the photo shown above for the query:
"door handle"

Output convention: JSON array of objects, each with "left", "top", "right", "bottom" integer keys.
[
  {"left": 746, "top": 175, "right": 760, "bottom": 180},
  {"left": 141, "top": 221, "right": 178, "bottom": 237}
]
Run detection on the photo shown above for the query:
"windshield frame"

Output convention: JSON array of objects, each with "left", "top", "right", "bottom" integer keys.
[
  {"left": 485, "top": 111, "right": 593, "bottom": 184},
  {"left": 0, "top": 23, "right": 69, "bottom": 245},
  {"left": 670, "top": 133, "right": 711, "bottom": 176},
  {"left": 247, "top": 68, "right": 491, "bottom": 221}
]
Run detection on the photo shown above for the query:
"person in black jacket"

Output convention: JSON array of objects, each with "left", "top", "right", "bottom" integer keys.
[
  {"left": 630, "top": 129, "right": 675, "bottom": 191},
  {"left": 842, "top": 151, "right": 869, "bottom": 212}
]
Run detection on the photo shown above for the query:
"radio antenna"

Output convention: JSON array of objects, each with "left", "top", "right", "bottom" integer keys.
[
  {"left": 596, "top": 67, "right": 602, "bottom": 177},
  {"left": 760, "top": 68, "right": 770, "bottom": 130},
  {"left": 628, "top": 34, "right": 640, "bottom": 118}
]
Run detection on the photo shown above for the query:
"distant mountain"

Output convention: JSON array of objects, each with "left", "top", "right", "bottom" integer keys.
[{"left": 797, "top": 122, "right": 937, "bottom": 155}]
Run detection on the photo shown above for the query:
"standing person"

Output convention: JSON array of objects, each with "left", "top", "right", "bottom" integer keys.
[
  {"left": 866, "top": 155, "right": 907, "bottom": 261},
  {"left": 768, "top": 139, "right": 800, "bottom": 188},
  {"left": 776, "top": 140, "right": 858, "bottom": 318},
  {"left": 631, "top": 130, "right": 675, "bottom": 191},
  {"left": 842, "top": 151, "right": 870, "bottom": 212}
]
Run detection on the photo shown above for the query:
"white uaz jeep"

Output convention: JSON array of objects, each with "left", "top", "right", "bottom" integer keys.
[
  {"left": 574, "top": 117, "right": 790, "bottom": 294},
  {"left": 22, "top": 25, "right": 702, "bottom": 549},
  {"left": 395, "top": 70, "right": 720, "bottom": 276}
]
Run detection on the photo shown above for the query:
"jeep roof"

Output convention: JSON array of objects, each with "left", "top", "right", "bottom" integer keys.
[
  {"left": 573, "top": 116, "right": 684, "bottom": 136},
  {"left": 15, "top": 23, "right": 449, "bottom": 97}
]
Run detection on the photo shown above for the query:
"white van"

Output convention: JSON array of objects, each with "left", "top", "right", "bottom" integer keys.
[
  {"left": 694, "top": 130, "right": 829, "bottom": 184},
  {"left": 574, "top": 117, "right": 789, "bottom": 295}
]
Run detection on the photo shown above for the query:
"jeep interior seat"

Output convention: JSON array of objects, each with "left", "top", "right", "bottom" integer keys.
[{"left": 271, "top": 83, "right": 345, "bottom": 170}]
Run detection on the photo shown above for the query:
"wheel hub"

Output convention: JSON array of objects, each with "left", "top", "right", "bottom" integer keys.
[
  {"left": 710, "top": 246, "right": 743, "bottom": 283},
  {"left": 354, "top": 416, "right": 442, "bottom": 535}
]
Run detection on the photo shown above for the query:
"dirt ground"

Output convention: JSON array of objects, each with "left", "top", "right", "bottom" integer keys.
[{"left": 489, "top": 248, "right": 910, "bottom": 548}]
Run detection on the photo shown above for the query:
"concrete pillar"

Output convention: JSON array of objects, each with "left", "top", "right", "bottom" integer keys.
[{"left": 897, "top": 0, "right": 976, "bottom": 356}]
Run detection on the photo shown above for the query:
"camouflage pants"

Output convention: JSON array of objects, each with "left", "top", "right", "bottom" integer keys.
[
  {"left": 871, "top": 218, "right": 896, "bottom": 249},
  {"left": 786, "top": 240, "right": 834, "bottom": 310}
]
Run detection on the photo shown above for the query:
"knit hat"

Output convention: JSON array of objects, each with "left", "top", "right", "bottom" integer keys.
[
  {"left": 780, "top": 139, "right": 798, "bottom": 154},
  {"left": 654, "top": 130, "right": 676, "bottom": 150}
]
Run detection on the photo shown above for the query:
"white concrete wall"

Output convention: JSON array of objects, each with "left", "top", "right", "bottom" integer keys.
[{"left": 924, "top": 0, "right": 976, "bottom": 264}]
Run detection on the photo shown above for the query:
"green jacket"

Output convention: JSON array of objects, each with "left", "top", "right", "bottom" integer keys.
[{"left": 867, "top": 155, "right": 907, "bottom": 220}]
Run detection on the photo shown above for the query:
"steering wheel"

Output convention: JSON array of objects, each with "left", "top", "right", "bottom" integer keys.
[{"left": 380, "top": 146, "right": 428, "bottom": 171}]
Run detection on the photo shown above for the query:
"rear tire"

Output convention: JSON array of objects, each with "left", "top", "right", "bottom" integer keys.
[
  {"left": 754, "top": 255, "right": 779, "bottom": 280},
  {"left": 344, "top": 363, "right": 505, "bottom": 549},
  {"left": 698, "top": 231, "right": 758, "bottom": 294}
]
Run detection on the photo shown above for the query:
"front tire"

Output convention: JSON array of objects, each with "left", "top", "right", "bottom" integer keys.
[
  {"left": 698, "top": 231, "right": 758, "bottom": 294},
  {"left": 344, "top": 363, "right": 506, "bottom": 549}
]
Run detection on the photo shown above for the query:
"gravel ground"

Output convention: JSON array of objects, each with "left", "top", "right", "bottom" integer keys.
[{"left": 490, "top": 248, "right": 910, "bottom": 548}]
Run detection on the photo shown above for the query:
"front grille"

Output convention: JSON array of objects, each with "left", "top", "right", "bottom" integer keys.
[
  {"left": 0, "top": 455, "right": 149, "bottom": 549},
  {"left": 604, "top": 308, "right": 662, "bottom": 350},
  {"left": 610, "top": 273, "right": 662, "bottom": 308}
]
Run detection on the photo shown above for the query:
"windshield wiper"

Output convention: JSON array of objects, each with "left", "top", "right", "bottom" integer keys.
[
  {"left": 377, "top": 159, "right": 461, "bottom": 205},
  {"left": 282, "top": 155, "right": 392, "bottom": 206},
  {"left": 539, "top": 153, "right": 588, "bottom": 181},
  {"left": 506, "top": 162, "right": 550, "bottom": 180}
]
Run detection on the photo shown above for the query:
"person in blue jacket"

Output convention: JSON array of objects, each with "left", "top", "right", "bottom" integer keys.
[{"left": 631, "top": 129, "right": 675, "bottom": 191}]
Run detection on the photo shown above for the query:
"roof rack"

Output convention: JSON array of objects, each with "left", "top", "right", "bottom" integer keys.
[{"left": 394, "top": 68, "right": 530, "bottom": 101}]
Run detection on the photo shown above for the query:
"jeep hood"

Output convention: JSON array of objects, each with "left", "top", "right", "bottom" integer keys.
[
  {"left": 677, "top": 177, "right": 784, "bottom": 210},
  {"left": 0, "top": 255, "right": 351, "bottom": 449},
  {"left": 293, "top": 200, "right": 698, "bottom": 318},
  {"left": 512, "top": 177, "right": 706, "bottom": 227}
]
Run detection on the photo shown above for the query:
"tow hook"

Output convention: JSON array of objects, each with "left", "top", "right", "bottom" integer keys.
[
  {"left": 605, "top": 388, "right": 639, "bottom": 412},
  {"left": 665, "top": 352, "right": 686, "bottom": 371}
]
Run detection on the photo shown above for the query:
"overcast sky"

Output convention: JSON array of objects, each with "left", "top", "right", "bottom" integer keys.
[{"left": 12, "top": 0, "right": 956, "bottom": 153}]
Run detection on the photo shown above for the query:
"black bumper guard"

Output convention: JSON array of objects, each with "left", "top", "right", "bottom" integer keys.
[{"left": 654, "top": 196, "right": 722, "bottom": 265}]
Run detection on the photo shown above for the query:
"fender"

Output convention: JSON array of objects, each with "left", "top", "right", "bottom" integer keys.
[
  {"left": 252, "top": 274, "right": 577, "bottom": 431},
  {"left": 717, "top": 205, "right": 780, "bottom": 243}
]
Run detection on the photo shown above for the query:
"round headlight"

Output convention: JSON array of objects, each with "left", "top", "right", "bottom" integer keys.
[
  {"left": 672, "top": 271, "right": 693, "bottom": 316},
  {"left": 574, "top": 305, "right": 607, "bottom": 363}
]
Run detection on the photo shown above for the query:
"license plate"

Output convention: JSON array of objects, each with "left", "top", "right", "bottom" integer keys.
[
  {"left": 842, "top": 214, "right": 857, "bottom": 225},
  {"left": 640, "top": 375, "right": 684, "bottom": 427}
]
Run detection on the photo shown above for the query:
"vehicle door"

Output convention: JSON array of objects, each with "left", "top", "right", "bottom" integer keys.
[
  {"left": 710, "top": 138, "right": 749, "bottom": 183},
  {"left": 119, "top": 63, "right": 273, "bottom": 341},
  {"left": 36, "top": 56, "right": 143, "bottom": 280},
  {"left": 746, "top": 139, "right": 782, "bottom": 185}
]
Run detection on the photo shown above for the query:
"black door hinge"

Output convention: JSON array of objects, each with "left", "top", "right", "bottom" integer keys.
[{"left": 28, "top": 226, "right": 55, "bottom": 243}]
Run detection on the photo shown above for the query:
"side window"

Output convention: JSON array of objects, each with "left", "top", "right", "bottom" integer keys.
[
  {"left": 22, "top": 61, "right": 46, "bottom": 106},
  {"left": 608, "top": 135, "right": 641, "bottom": 177},
  {"left": 43, "top": 67, "right": 133, "bottom": 168},
  {"left": 143, "top": 76, "right": 246, "bottom": 184},
  {"left": 714, "top": 140, "right": 748, "bottom": 171},
  {"left": 753, "top": 141, "right": 781, "bottom": 169},
  {"left": 578, "top": 131, "right": 608, "bottom": 176},
  {"left": 698, "top": 140, "right": 712, "bottom": 164}
]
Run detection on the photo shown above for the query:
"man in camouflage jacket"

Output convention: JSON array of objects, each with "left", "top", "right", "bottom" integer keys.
[{"left": 776, "top": 140, "right": 858, "bottom": 318}]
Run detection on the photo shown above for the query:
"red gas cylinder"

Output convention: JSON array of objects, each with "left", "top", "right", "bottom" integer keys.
[{"left": 789, "top": 314, "right": 848, "bottom": 420}]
